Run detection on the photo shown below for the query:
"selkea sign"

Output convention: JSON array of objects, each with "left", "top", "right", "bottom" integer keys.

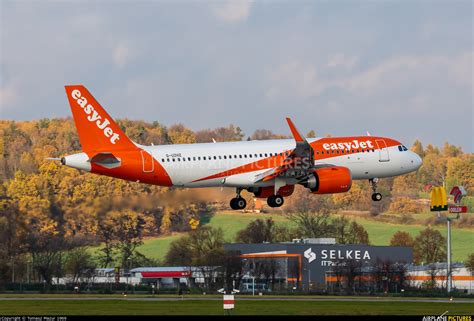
[
  {"left": 304, "top": 247, "right": 371, "bottom": 266},
  {"left": 225, "top": 243, "right": 413, "bottom": 287}
]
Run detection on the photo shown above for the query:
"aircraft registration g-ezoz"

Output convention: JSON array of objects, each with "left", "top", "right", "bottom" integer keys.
[{"left": 59, "top": 85, "right": 422, "bottom": 210}]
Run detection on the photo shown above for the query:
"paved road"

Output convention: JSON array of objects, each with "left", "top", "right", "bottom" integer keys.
[{"left": 0, "top": 297, "right": 472, "bottom": 304}]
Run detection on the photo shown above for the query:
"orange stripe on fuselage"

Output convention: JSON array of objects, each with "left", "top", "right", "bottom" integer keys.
[{"left": 192, "top": 136, "right": 400, "bottom": 183}]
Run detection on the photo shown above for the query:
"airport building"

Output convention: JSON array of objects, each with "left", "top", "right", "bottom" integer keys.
[
  {"left": 225, "top": 238, "right": 413, "bottom": 291},
  {"left": 48, "top": 239, "right": 473, "bottom": 293}
]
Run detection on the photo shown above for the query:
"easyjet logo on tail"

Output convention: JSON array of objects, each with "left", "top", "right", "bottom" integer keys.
[
  {"left": 71, "top": 89, "right": 120, "bottom": 144},
  {"left": 323, "top": 140, "right": 374, "bottom": 151}
]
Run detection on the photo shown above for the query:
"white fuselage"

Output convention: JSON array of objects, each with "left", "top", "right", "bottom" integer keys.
[{"left": 140, "top": 137, "right": 421, "bottom": 188}]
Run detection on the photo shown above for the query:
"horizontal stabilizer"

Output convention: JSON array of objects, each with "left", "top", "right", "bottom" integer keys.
[{"left": 89, "top": 152, "right": 122, "bottom": 169}]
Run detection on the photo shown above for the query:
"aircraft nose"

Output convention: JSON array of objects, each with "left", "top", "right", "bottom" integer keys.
[{"left": 411, "top": 152, "right": 422, "bottom": 170}]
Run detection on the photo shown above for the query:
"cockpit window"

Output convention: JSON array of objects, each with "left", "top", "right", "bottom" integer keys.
[{"left": 398, "top": 145, "right": 408, "bottom": 152}]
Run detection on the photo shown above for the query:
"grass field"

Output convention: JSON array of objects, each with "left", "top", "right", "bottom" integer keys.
[
  {"left": 133, "top": 211, "right": 474, "bottom": 262},
  {"left": 1, "top": 299, "right": 473, "bottom": 315}
]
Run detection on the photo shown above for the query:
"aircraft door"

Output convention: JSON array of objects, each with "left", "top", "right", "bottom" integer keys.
[
  {"left": 141, "top": 150, "right": 155, "bottom": 173},
  {"left": 375, "top": 139, "right": 390, "bottom": 162}
]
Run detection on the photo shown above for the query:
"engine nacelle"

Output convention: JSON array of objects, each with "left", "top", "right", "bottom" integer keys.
[
  {"left": 303, "top": 166, "right": 352, "bottom": 194},
  {"left": 253, "top": 185, "right": 295, "bottom": 198}
]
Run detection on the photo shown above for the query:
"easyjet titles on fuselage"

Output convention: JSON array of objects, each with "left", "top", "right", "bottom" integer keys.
[{"left": 322, "top": 140, "right": 375, "bottom": 151}]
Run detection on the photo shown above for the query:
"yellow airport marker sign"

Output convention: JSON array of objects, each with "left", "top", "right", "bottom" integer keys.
[{"left": 430, "top": 186, "right": 448, "bottom": 212}]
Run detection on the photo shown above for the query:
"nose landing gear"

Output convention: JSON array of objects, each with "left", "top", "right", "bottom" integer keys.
[
  {"left": 369, "top": 178, "right": 382, "bottom": 202},
  {"left": 230, "top": 188, "right": 247, "bottom": 210}
]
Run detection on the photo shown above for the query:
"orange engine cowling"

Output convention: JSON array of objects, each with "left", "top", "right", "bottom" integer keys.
[
  {"left": 254, "top": 185, "right": 295, "bottom": 198},
  {"left": 305, "top": 166, "right": 352, "bottom": 194}
]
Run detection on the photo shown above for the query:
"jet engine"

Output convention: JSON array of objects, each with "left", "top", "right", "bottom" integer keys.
[{"left": 302, "top": 166, "right": 352, "bottom": 194}]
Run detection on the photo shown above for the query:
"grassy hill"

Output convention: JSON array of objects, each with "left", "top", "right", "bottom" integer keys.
[{"left": 136, "top": 211, "right": 474, "bottom": 262}]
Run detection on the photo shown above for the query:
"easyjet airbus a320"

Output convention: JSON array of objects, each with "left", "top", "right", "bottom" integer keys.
[{"left": 59, "top": 85, "right": 422, "bottom": 209}]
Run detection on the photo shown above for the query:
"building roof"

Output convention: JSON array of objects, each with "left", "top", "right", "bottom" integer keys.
[
  {"left": 130, "top": 267, "right": 189, "bottom": 273},
  {"left": 130, "top": 266, "right": 217, "bottom": 273},
  {"left": 406, "top": 262, "right": 465, "bottom": 271}
]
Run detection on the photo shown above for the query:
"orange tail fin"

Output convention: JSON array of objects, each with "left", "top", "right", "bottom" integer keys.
[{"left": 65, "top": 85, "right": 136, "bottom": 153}]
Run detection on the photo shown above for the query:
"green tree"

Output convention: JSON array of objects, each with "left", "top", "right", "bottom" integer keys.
[
  {"left": 289, "top": 211, "right": 333, "bottom": 238},
  {"left": 413, "top": 228, "right": 446, "bottom": 264},
  {"left": 465, "top": 253, "right": 474, "bottom": 273},
  {"left": 236, "top": 218, "right": 292, "bottom": 243},
  {"left": 64, "top": 247, "right": 96, "bottom": 284}
]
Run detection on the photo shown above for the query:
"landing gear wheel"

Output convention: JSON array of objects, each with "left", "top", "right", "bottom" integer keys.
[
  {"left": 230, "top": 197, "right": 246, "bottom": 210},
  {"left": 267, "top": 194, "right": 284, "bottom": 208},
  {"left": 230, "top": 198, "right": 238, "bottom": 210},
  {"left": 369, "top": 178, "right": 382, "bottom": 202},
  {"left": 371, "top": 193, "right": 382, "bottom": 202}
]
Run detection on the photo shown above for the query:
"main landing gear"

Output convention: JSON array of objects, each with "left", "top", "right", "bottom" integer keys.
[
  {"left": 267, "top": 194, "right": 284, "bottom": 208},
  {"left": 229, "top": 188, "right": 285, "bottom": 210},
  {"left": 369, "top": 178, "right": 382, "bottom": 202},
  {"left": 230, "top": 188, "right": 247, "bottom": 210}
]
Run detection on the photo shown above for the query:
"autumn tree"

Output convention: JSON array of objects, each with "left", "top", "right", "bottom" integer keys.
[
  {"left": 250, "top": 129, "right": 288, "bottom": 140},
  {"left": 289, "top": 211, "right": 333, "bottom": 238},
  {"left": 411, "top": 140, "right": 424, "bottom": 158},
  {"left": 387, "top": 197, "right": 424, "bottom": 214},
  {"left": 63, "top": 247, "right": 96, "bottom": 284},
  {"left": 168, "top": 124, "right": 196, "bottom": 144},
  {"left": 195, "top": 125, "right": 244, "bottom": 143},
  {"left": 413, "top": 228, "right": 446, "bottom": 264},
  {"left": 286, "top": 185, "right": 335, "bottom": 214},
  {"left": 389, "top": 231, "right": 414, "bottom": 248},
  {"left": 96, "top": 210, "right": 149, "bottom": 268},
  {"left": 306, "top": 130, "right": 316, "bottom": 138},
  {"left": 331, "top": 181, "right": 371, "bottom": 211},
  {"left": 236, "top": 218, "right": 292, "bottom": 243},
  {"left": 332, "top": 216, "right": 370, "bottom": 245},
  {"left": 165, "top": 227, "right": 226, "bottom": 290}
]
